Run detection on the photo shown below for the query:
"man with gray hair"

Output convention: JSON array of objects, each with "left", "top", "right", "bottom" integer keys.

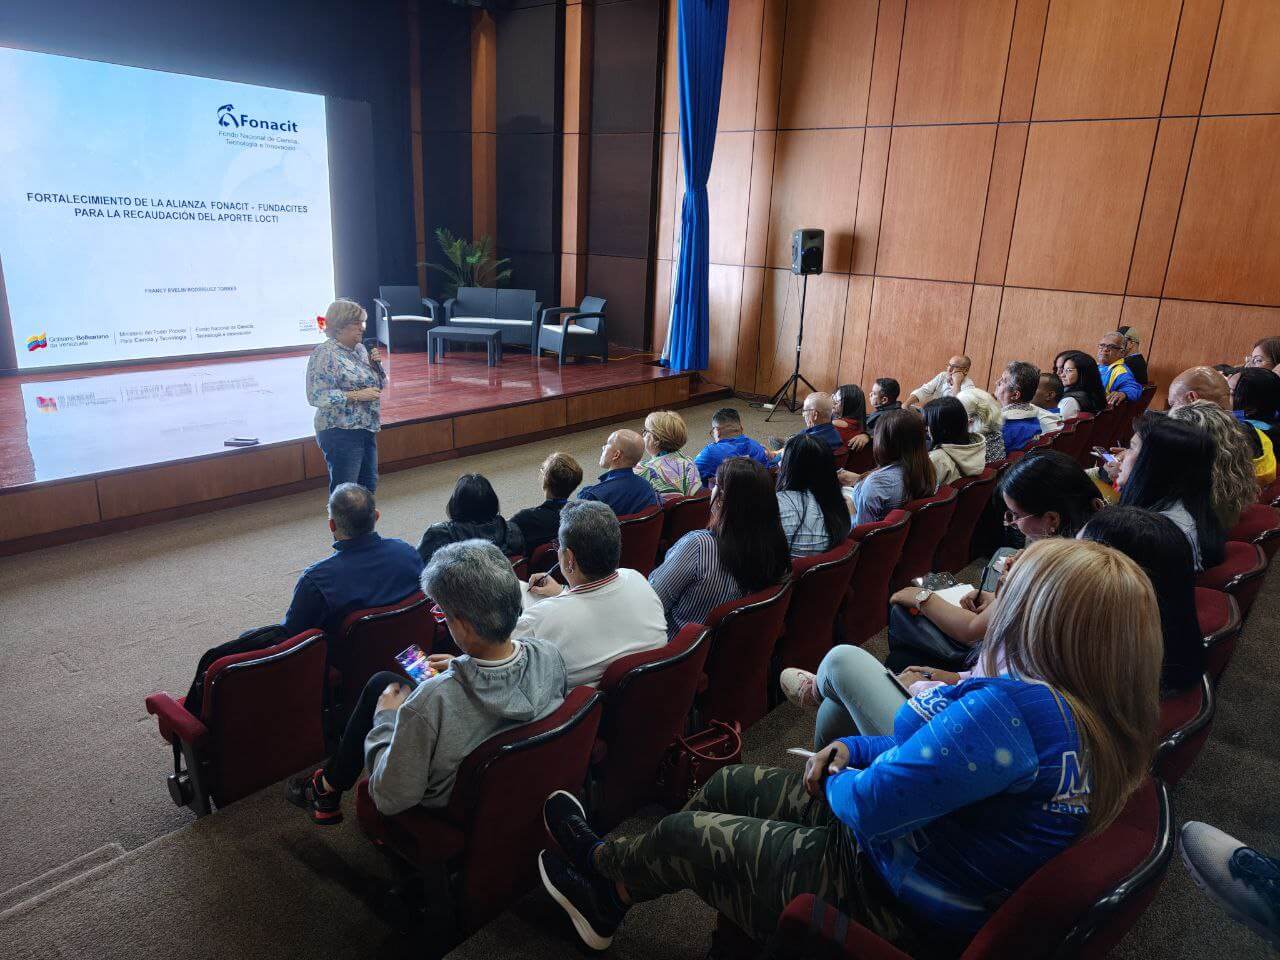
[
  {"left": 288, "top": 539, "right": 567, "bottom": 824},
  {"left": 516, "top": 501, "right": 666, "bottom": 687}
]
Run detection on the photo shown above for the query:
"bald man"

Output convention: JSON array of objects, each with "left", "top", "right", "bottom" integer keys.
[
  {"left": 906, "top": 355, "right": 974, "bottom": 408},
  {"left": 577, "top": 428, "right": 661, "bottom": 515},
  {"left": 1171, "top": 366, "right": 1276, "bottom": 484}
]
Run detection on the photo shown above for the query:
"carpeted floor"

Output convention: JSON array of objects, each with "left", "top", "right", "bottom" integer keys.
[{"left": 0, "top": 399, "right": 1276, "bottom": 959}]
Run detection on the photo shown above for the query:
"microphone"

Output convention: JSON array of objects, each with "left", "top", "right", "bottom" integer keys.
[{"left": 362, "top": 338, "right": 385, "bottom": 382}]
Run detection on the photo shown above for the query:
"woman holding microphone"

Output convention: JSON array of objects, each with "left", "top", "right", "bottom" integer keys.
[{"left": 307, "top": 299, "right": 384, "bottom": 492}]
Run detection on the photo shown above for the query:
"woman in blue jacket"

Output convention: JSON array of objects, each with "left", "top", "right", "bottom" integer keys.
[{"left": 537, "top": 538, "right": 1161, "bottom": 953}]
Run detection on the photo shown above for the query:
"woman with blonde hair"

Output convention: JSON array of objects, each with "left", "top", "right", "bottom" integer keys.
[
  {"left": 540, "top": 536, "right": 1161, "bottom": 952},
  {"left": 635, "top": 410, "right": 702, "bottom": 501},
  {"left": 306, "top": 299, "right": 384, "bottom": 492},
  {"left": 1169, "top": 400, "right": 1258, "bottom": 529}
]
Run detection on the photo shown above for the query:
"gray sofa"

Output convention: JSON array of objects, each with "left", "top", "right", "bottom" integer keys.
[{"left": 443, "top": 287, "right": 542, "bottom": 348}]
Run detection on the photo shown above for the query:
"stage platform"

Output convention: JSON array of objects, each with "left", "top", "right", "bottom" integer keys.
[{"left": 0, "top": 348, "right": 727, "bottom": 555}]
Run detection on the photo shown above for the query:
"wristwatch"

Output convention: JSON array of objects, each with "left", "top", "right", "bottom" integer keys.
[{"left": 914, "top": 588, "right": 933, "bottom": 608}]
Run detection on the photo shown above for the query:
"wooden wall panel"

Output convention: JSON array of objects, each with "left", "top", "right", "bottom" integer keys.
[
  {"left": 377, "top": 420, "right": 454, "bottom": 464},
  {"left": 852, "top": 127, "right": 891, "bottom": 275},
  {"left": 1127, "top": 118, "right": 1197, "bottom": 296},
  {"left": 1165, "top": 116, "right": 1280, "bottom": 305},
  {"left": 98, "top": 445, "right": 305, "bottom": 520},
  {"left": 652, "top": 258, "right": 673, "bottom": 358},
  {"left": 766, "top": 130, "right": 863, "bottom": 273},
  {"left": 1120, "top": 297, "right": 1161, "bottom": 354},
  {"left": 454, "top": 398, "right": 567, "bottom": 447},
  {"left": 975, "top": 122, "right": 1030, "bottom": 285},
  {"left": 1000, "top": 0, "right": 1050, "bottom": 121},
  {"left": 964, "top": 284, "right": 1004, "bottom": 389},
  {"left": 777, "top": 0, "right": 877, "bottom": 129},
  {"left": 744, "top": 131, "right": 777, "bottom": 267},
  {"left": 1032, "top": 0, "right": 1182, "bottom": 121},
  {"left": 836, "top": 276, "right": 874, "bottom": 387},
  {"left": 1148, "top": 300, "right": 1280, "bottom": 393},
  {"left": 0, "top": 481, "right": 100, "bottom": 541},
  {"left": 661, "top": 0, "right": 679, "bottom": 132},
  {"left": 755, "top": 0, "right": 788, "bottom": 131},
  {"left": 862, "top": 278, "right": 975, "bottom": 397},
  {"left": 1163, "top": 0, "right": 1225, "bottom": 115},
  {"left": 736, "top": 267, "right": 766, "bottom": 392},
  {"left": 893, "top": 0, "right": 1016, "bottom": 124},
  {"left": 708, "top": 132, "right": 753, "bottom": 265},
  {"left": 1006, "top": 120, "right": 1157, "bottom": 293},
  {"left": 567, "top": 383, "right": 656, "bottom": 425},
  {"left": 304, "top": 440, "right": 327, "bottom": 480},
  {"left": 866, "top": 0, "right": 907, "bottom": 126},
  {"left": 755, "top": 270, "right": 849, "bottom": 396},
  {"left": 876, "top": 123, "right": 996, "bottom": 282},
  {"left": 1202, "top": 0, "right": 1280, "bottom": 115},
  {"left": 719, "top": 0, "right": 764, "bottom": 131},
  {"left": 707, "top": 265, "right": 744, "bottom": 388},
  {"left": 657, "top": 133, "right": 679, "bottom": 261},
  {"left": 653, "top": 375, "right": 690, "bottom": 407},
  {"left": 991, "top": 288, "right": 1123, "bottom": 378}
]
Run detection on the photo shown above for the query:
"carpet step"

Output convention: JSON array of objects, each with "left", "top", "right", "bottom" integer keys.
[{"left": 0, "top": 843, "right": 126, "bottom": 917}]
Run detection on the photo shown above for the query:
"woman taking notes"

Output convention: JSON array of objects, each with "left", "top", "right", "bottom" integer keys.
[{"left": 307, "top": 299, "right": 384, "bottom": 493}]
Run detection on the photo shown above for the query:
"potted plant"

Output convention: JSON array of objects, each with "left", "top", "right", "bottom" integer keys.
[{"left": 421, "top": 229, "right": 512, "bottom": 299}]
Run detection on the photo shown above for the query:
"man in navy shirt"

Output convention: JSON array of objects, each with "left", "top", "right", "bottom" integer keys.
[
  {"left": 692, "top": 407, "right": 773, "bottom": 481},
  {"left": 577, "top": 429, "right": 661, "bottom": 516}
]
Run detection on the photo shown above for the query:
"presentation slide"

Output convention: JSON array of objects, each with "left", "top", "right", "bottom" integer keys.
[{"left": 0, "top": 47, "right": 335, "bottom": 369}]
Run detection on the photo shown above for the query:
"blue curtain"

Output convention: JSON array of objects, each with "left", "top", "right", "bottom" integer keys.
[{"left": 664, "top": 0, "right": 729, "bottom": 372}]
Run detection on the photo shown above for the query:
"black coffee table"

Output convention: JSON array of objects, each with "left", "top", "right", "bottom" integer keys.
[{"left": 427, "top": 326, "right": 503, "bottom": 366}]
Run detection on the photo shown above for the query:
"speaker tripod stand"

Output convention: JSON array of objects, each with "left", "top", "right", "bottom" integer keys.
[{"left": 765, "top": 272, "right": 815, "bottom": 422}]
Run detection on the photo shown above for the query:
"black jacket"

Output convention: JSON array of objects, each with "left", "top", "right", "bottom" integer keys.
[
  {"left": 417, "top": 516, "right": 525, "bottom": 566},
  {"left": 510, "top": 499, "right": 568, "bottom": 552}
]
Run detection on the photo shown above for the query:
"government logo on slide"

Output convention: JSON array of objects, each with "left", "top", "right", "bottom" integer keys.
[
  {"left": 26, "top": 332, "right": 48, "bottom": 351},
  {"left": 216, "top": 103, "right": 299, "bottom": 132}
]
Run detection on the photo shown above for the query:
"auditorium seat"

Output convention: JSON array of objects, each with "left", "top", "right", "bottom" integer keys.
[
  {"left": 775, "top": 541, "right": 860, "bottom": 675},
  {"left": 590, "top": 624, "right": 711, "bottom": 829},
  {"left": 845, "top": 442, "right": 875, "bottom": 474},
  {"left": 355, "top": 686, "right": 603, "bottom": 936},
  {"left": 1155, "top": 675, "right": 1214, "bottom": 786},
  {"left": 842, "top": 510, "right": 911, "bottom": 647},
  {"left": 527, "top": 540, "right": 559, "bottom": 577},
  {"left": 934, "top": 468, "right": 998, "bottom": 572},
  {"left": 1227, "top": 502, "right": 1280, "bottom": 561},
  {"left": 697, "top": 581, "right": 792, "bottom": 731},
  {"left": 1064, "top": 413, "right": 1096, "bottom": 465},
  {"left": 773, "top": 777, "right": 1173, "bottom": 960},
  {"left": 1196, "top": 541, "right": 1268, "bottom": 619},
  {"left": 375, "top": 284, "right": 441, "bottom": 352},
  {"left": 658, "top": 490, "right": 712, "bottom": 561},
  {"left": 1089, "top": 404, "right": 1122, "bottom": 454},
  {"left": 1196, "top": 587, "right": 1242, "bottom": 681},
  {"left": 890, "top": 485, "right": 958, "bottom": 592},
  {"left": 617, "top": 504, "right": 664, "bottom": 575},
  {"left": 1118, "top": 384, "right": 1157, "bottom": 445},
  {"left": 145, "top": 629, "right": 327, "bottom": 816}
]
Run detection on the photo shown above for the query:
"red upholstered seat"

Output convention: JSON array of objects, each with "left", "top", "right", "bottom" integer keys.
[
  {"left": 774, "top": 777, "right": 1173, "bottom": 960},
  {"left": 1089, "top": 404, "right": 1122, "bottom": 453},
  {"left": 934, "top": 469, "right": 998, "bottom": 573},
  {"left": 1196, "top": 540, "right": 1267, "bottom": 619},
  {"left": 144, "top": 629, "right": 327, "bottom": 815},
  {"left": 1155, "top": 675, "right": 1214, "bottom": 785},
  {"left": 1047, "top": 419, "right": 1077, "bottom": 454},
  {"left": 327, "top": 592, "right": 435, "bottom": 726},
  {"left": 1063, "top": 413, "right": 1096, "bottom": 465},
  {"left": 698, "top": 581, "right": 792, "bottom": 731},
  {"left": 1260, "top": 478, "right": 1280, "bottom": 508},
  {"left": 1117, "top": 384, "right": 1157, "bottom": 446},
  {"left": 658, "top": 491, "right": 711, "bottom": 562},
  {"left": 890, "top": 486, "right": 959, "bottom": 592},
  {"left": 527, "top": 540, "right": 559, "bottom": 576},
  {"left": 1227, "top": 502, "right": 1280, "bottom": 561},
  {"left": 591, "top": 624, "right": 711, "bottom": 829},
  {"left": 356, "top": 686, "right": 603, "bottom": 934},
  {"left": 845, "top": 442, "right": 875, "bottom": 474},
  {"left": 842, "top": 510, "right": 911, "bottom": 647},
  {"left": 776, "top": 541, "right": 859, "bottom": 674},
  {"left": 617, "top": 505, "right": 664, "bottom": 575},
  {"left": 1196, "top": 586, "right": 1242, "bottom": 680}
]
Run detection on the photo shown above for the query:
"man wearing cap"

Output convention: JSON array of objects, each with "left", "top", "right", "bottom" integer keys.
[{"left": 1117, "top": 327, "right": 1149, "bottom": 385}]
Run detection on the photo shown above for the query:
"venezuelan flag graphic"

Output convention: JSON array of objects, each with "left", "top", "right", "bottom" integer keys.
[
  {"left": 26, "top": 332, "right": 48, "bottom": 351},
  {"left": 36, "top": 396, "right": 58, "bottom": 412}
]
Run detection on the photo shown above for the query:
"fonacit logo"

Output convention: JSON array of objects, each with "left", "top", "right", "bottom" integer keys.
[
  {"left": 26, "top": 332, "right": 48, "bottom": 351},
  {"left": 36, "top": 395, "right": 58, "bottom": 412},
  {"left": 217, "top": 103, "right": 298, "bottom": 133}
]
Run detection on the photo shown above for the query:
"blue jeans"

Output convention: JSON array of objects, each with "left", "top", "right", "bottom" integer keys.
[
  {"left": 813, "top": 645, "right": 908, "bottom": 748},
  {"left": 316, "top": 428, "right": 378, "bottom": 493}
]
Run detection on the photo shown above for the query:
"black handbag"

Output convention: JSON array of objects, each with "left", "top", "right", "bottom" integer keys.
[{"left": 884, "top": 603, "right": 974, "bottom": 673}]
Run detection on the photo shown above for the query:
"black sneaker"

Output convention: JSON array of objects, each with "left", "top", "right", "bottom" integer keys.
[
  {"left": 286, "top": 768, "right": 343, "bottom": 825},
  {"left": 544, "top": 790, "right": 602, "bottom": 874},
  {"left": 538, "top": 849, "right": 624, "bottom": 951}
]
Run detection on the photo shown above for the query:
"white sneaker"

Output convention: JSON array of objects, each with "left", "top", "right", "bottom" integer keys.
[{"left": 779, "top": 668, "right": 821, "bottom": 711}]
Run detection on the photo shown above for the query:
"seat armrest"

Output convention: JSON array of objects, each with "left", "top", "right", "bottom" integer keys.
[
  {"left": 531, "top": 301, "right": 543, "bottom": 326},
  {"left": 145, "top": 692, "right": 210, "bottom": 748},
  {"left": 373, "top": 298, "right": 391, "bottom": 321},
  {"left": 539, "top": 305, "right": 577, "bottom": 325},
  {"left": 422, "top": 297, "right": 441, "bottom": 322},
  {"left": 443, "top": 298, "right": 457, "bottom": 322}
]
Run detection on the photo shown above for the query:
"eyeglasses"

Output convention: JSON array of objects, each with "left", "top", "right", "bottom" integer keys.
[
  {"left": 1245, "top": 354, "right": 1268, "bottom": 367},
  {"left": 1098, "top": 341, "right": 1122, "bottom": 352},
  {"left": 1003, "top": 508, "right": 1041, "bottom": 527}
]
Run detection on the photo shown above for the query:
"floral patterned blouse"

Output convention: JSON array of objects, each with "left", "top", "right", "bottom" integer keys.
[
  {"left": 305, "top": 337, "right": 384, "bottom": 433},
  {"left": 636, "top": 451, "right": 703, "bottom": 501}
]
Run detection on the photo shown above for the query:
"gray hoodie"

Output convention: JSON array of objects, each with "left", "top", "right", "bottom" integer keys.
[
  {"left": 929, "top": 434, "right": 988, "bottom": 487},
  {"left": 363, "top": 637, "right": 567, "bottom": 815}
]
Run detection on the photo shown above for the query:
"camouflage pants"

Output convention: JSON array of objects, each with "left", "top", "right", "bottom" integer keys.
[{"left": 595, "top": 764, "right": 910, "bottom": 943}]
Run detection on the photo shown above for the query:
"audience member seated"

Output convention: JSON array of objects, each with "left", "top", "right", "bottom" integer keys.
[
  {"left": 1079, "top": 507, "right": 1204, "bottom": 694},
  {"left": 1168, "top": 366, "right": 1275, "bottom": 484},
  {"left": 994, "top": 361, "right": 1044, "bottom": 451},
  {"left": 540, "top": 537, "right": 1160, "bottom": 953},
  {"left": 1118, "top": 325, "right": 1150, "bottom": 384},
  {"left": 864, "top": 377, "right": 902, "bottom": 432},
  {"left": 1169, "top": 401, "right": 1259, "bottom": 530},
  {"left": 905, "top": 355, "right": 974, "bottom": 408},
  {"left": 512, "top": 501, "right": 665, "bottom": 687},
  {"left": 691, "top": 407, "right": 773, "bottom": 482},
  {"left": 648, "top": 457, "right": 789, "bottom": 639},
  {"left": 766, "top": 392, "right": 844, "bottom": 460},
  {"left": 635, "top": 411, "right": 702, "bottom": 501},
  {"left": 578, "top": 429, "right": 661, "bottom": 515},
  {"left": 1245, "top": 336, "right": 1280, "bottom": 371},
  {"left": 1116, "top": 414, "right": 1225, "bottom": 572},
  {"left": 776, "top": 434, "right": 851, "bottom": 556},
  {"left": 832, "top": 383, "right": 870, "bottom": 452},
  {"left": 1231, "top": 367, "right": 1280, "bottom": 448},
  {"left": 1033, "top": 372, "right": 1064, "bottom": 413},
  {"left": 511, "top": 452, "right": 584, "bottom": 552},
  {"left": 418, "top": 473, "right": 525, "bottom": 565},
  {"left": 842, "top": 409, "right": 936, "bottom": 526},
  {"left": 922, "top": 396, "right": 987, "bottom": 486},
  {"left": 286, "top": 540, "right": 567, "bottom": 824},
  {"left": 1097, "top": 331, "right": 1143, "bottom": 405},
  {"left": 182, "top": 483, "right": 423, "bottom": 716},
  {"left": 958, "top": 387, "right": 1006, "bottom": 464},
  {"left": 1056, "top": 349, "right": 1107, "bottom": 419},
  {"left": 881, "top": 450, "right": 1102, "bottom": 671}
]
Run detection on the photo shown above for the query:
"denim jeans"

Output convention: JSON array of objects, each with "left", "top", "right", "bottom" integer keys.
[
  {"left": 813, "top": 645, "right": 908, "bottom": 748},
  {"left": 316, "top": 428, "right": 378, "bottom": 493}
]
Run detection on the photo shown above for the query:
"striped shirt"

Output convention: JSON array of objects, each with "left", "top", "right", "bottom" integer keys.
[
  {"left": 778, "top": 490, "right": 832, "bottom": 556},
  {"left": 648, "top": 529, "right": 746, "bottom": 639},
  {"left": 306, "top": 337, "right": 384, "bottom": 432}
]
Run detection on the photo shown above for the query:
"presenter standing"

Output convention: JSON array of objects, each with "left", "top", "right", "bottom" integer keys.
[{"left": 307, "top": 299, "right": 385, "bottom": 493}]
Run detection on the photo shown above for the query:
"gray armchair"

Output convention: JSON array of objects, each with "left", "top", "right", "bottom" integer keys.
[
  {"left": 443, "top": 287, "right": 542, "bottom": 348},
  {"left": 537, "top": 296, "right": 608, "bottom": 365},
  {"left": 374, "top": 285, "right": 441, "bottom": 352}
]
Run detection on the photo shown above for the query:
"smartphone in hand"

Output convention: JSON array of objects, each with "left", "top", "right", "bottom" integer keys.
[
  {"left": 394, "top": 644, "right": 436, "bottom": 686},
  {"left": 1093, "top": 445, "right": 1117, "bottom": 465}
]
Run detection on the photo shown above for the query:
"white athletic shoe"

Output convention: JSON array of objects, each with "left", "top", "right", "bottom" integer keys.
[{"left": 779, "top": 668, "right": 821, "bottom": 711}]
